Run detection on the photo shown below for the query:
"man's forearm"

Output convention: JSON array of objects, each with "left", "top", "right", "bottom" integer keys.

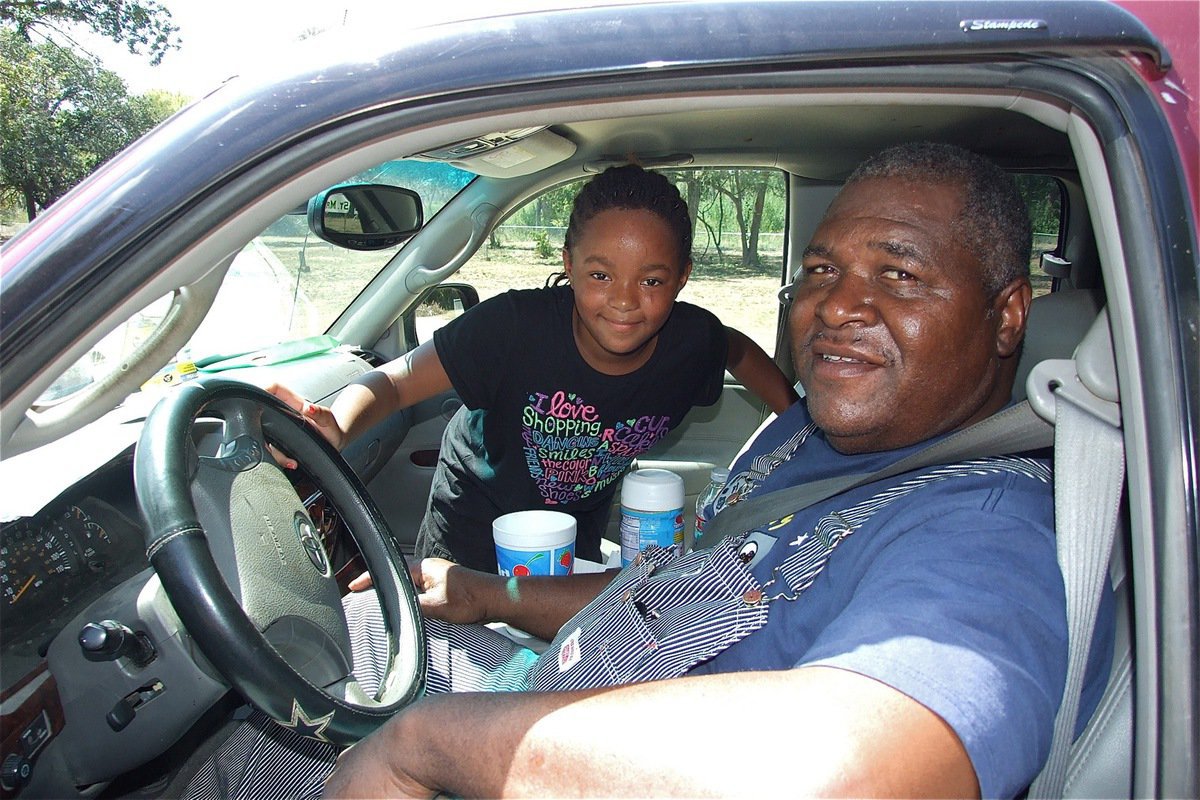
[
  {"left": 326, "top": 684, "right": 667, "bottom": 799},
  {"left": 326, "top": 667, "right": 979, "bottom": 798},
  {"left": 477, "top": 570, "right": 618, "bottom": 641}
]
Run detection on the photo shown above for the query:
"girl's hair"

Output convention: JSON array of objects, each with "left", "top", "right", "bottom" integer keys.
[{"left": 546, "top": 164, "right": 692, "bottom": 287}]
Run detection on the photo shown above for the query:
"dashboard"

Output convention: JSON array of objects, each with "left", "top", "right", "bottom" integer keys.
[
  {"left": 1, "top": 457, "right": 147, "bottom": 692},
  {"left": 0, "top": 353, "right": 395, "bottom": 796}
]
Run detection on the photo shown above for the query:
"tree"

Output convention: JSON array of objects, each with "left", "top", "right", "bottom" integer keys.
[
  {"left": 1015, "top": 174, "right": 1063, "bottom": 235},
  {"left": 706, "top": 170, "right": 779, "bottom": 268},
  {"left": 0, "top": 0, "right": 179, "bottom": 64},
  {"left": 668, "top": 169, "right": 784, "bottom": 268},
  {"left": 0, "top": 29, "right": 183, "bottom": 218}
]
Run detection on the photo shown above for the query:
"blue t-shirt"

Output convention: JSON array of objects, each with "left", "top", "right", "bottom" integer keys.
[{"left": 690, "top": 401, "right": 1114, "bottom": 799}]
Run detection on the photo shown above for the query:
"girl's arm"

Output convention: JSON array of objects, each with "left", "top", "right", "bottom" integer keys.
[
  {"left": 725, "top": 327, "right": 799, "bottom": 414},
  {"left": 268, "top": 340, "right": 453, "bottom": 451}
]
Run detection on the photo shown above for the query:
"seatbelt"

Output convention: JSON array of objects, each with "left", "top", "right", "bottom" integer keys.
[
  {"left": 1029, "top": 382, "right": 1125, "bottom": 798},
  {"left": 701, "top": 400, "right": 1053, "bottom": 543}
]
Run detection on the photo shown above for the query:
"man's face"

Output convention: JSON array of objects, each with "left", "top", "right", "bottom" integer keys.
[{"left": 790, "top": 177, "right": 1026, "bottom": 453}]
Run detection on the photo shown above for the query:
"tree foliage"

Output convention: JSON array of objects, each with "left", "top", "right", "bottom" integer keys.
[
  {"left": 509, "top": 170, "right": 787, "bottom": 269},
  {"left": 1015, "top": 174, "right": 1063, "bottom": 235},
  {"left": 0, "top": 0, "right": 179, "bottom": 64},
  {"left": 669, "top": 168, "right": 785, "bottom": 267},
  {"left": 0, "top": 29, "right": 184, "bottom": 218}
]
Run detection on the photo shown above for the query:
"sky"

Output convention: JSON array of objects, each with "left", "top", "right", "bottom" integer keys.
[
  {"left": 68, "top": 0, "right": 629, "bottom": 99},
  {"left": 71, "top": 1, "right": 392, "bottom": 98}
]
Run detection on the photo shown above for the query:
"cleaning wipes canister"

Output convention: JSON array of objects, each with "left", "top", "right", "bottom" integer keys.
[{"left": 619, "top": 468, "right": 685, "bottom": 566}]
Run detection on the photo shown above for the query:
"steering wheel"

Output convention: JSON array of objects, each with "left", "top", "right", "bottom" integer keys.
[{"left": 134, "top": 378, "right": 425, "bottom": 746}]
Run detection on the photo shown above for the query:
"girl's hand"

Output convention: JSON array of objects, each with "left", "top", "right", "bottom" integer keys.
[{"left": 264, "top": 382, "right": 347, "bottom": 452}]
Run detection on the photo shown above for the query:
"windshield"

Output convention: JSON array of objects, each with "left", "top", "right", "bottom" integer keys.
[{"left": 38, "top": 160, "right": 475, "bottom": 402}]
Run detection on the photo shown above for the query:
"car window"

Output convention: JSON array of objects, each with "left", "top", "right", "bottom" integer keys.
[
  {"left": 452, "top": 168, "right": 788, "bottom": 356},
  {"left": 1015, "top": 174, "right": 1064, "bottom": 297},
  {"left": 36, "top": 161, "right": 475, "bottom": 404}
]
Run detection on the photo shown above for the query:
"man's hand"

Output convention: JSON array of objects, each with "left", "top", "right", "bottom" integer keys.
[
  {"left": 411, "top": 558, "right": 495, "bottom": 624},
  {"left": 347, "top": 571, "right": 374, "bottom": 592},
  {"left": 324, "top": 729, "right": 439, "bottom": 799},
  {"left": 411, "top": 559, "right": 617, "bottom": 640}
]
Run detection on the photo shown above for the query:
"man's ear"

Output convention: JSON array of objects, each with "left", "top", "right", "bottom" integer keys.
[{"left": 993, "top": 277, "right": 1032, "bottom": 358}]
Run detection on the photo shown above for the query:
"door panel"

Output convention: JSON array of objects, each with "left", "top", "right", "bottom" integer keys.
[{"left": 364, "top": 392, "right": 461, "bottom": 554}]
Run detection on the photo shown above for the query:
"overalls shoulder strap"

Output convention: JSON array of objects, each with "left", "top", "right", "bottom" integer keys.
[{"left": 702, "top": 401, "right": 1053, "bottom": 544}]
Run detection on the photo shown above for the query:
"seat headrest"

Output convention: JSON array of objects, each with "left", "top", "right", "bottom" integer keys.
[
  {"left": 1026, "top": 307, "right": 1120, "bottom": 428},
  {"left": 1013, "top": 289, "right": 1103, "bottom": 402}
]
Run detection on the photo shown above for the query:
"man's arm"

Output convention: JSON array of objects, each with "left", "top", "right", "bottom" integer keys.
[
  {"left": 325, "top": 666, "right": 979, "bottom": 798},
  {"left": 412, "top": 558, "right": 618, "bottom": 641},
  {"left": 725, "top": 326, "right": 800, "bottom": 415}
]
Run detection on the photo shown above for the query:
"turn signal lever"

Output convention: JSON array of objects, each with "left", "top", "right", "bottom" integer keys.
[{"left": 78, "top": 620, "right": 156, "bottom": 668}]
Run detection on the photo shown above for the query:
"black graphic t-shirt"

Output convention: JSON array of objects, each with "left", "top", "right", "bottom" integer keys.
[{"left": 416, "top": 285, "right": 728, "bottom": 571}]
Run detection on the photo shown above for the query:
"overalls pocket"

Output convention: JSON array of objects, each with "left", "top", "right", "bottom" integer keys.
[{"left": 528, "top": 537, "right": 770, "bottom": 691}]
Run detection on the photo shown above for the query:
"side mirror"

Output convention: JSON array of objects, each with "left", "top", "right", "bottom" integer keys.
[
  {"left": 405, "top": 283, "right": 481, "bottom": 344},
  {"left": 307, "top": 184, "right": 423, "bottom": 250}
]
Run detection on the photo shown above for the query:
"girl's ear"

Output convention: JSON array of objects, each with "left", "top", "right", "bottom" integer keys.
[
  {"left": 562, "top": 246, "right": 575, "bottom": 278},
  {"left": 677, "top": 259, "right": 693, "bottom": 291}
]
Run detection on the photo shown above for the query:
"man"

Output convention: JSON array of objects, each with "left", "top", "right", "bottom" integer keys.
[{"left": 194, "top": 142, "right": 1113, "bottom": 799}]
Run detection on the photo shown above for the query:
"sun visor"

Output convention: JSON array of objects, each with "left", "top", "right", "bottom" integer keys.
[{"left": 415, "top": 127, "right": 576, "bottom": 178}]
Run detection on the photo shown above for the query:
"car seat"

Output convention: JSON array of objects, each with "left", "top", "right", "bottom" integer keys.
[{"left": 1014, "top": 288, "right": 1105, "bottom": 403}]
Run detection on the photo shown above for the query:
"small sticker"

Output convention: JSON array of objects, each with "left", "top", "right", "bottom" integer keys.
[
  {"left": 737, "top": 530, "right": 778, "bottom": 571},
  {"left": 558, "top": 627, "right": 582, "bottom": 672},
  {"left": 481, "top": 144, "right": 535, "bottom": 169}
]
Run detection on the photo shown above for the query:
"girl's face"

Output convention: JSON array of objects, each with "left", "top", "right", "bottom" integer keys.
[{"left": 564, "top": 208, "right": 691, "bottom": 375}]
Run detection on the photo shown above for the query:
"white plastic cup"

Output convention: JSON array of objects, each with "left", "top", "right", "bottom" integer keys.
[
  {"left": 619, "top": 468, "right": 685, "bottom": 565},
  {"left": 493, "top": 510, "right": 577, "bottom": 577}
]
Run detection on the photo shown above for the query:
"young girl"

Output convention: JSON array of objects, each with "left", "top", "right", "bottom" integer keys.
[{"left": 273, "top": 165, "right": 797, "bottom": 571}]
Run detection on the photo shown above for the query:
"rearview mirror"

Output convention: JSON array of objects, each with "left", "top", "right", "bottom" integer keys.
[{"left": 307, "top": 184, "right": 423, "bottom": 250}]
